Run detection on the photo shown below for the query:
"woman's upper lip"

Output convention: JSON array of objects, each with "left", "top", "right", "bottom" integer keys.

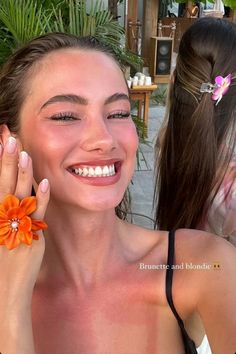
[{"left": 67, "top": 158, "right": 122, "bottom": 168}]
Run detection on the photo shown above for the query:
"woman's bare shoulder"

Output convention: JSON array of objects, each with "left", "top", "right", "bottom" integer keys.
[
  {"left": 175, "top": 228, "right": 236, "bottom": 261},
  {"left": 120, "top": 221, "right": 236, "bottom": 272},
  {"left": 174, "top": 229, "right": 236, "bottom": 352}
]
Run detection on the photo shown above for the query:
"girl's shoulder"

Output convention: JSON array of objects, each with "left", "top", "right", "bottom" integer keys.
[
  {"left": 173, "top": 229, "right": 236, "bottom": 303},
  {"left": 120, "top": 221, "right": 236, "bottom": 278},
  {"left": 174, "top": 228, "right": 236, "bottom": 264}
]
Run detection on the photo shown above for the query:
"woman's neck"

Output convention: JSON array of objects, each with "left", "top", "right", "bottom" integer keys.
[{"left": 39, "top": 200, "right": 125, "bottom": 290}]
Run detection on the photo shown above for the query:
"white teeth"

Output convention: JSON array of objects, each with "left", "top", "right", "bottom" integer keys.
[
  {"left": 95, "top": 166, "right": 102, "bottom": 177},
  {"left": 72, "top": 164, "right": 117, "bottom": 177},
  {"left": 88, "top": 167, "right": 95, "bottom": 177},
  {"left": 83, "top": 167, "right": 88, "bottom": 176},
  {"left": 102, "top": 166, "right": 109, "bottom": 176}
]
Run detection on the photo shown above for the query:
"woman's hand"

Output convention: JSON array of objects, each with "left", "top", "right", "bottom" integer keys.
[{"left": 0, "top": 135, "right": 50, "bottom": 354}]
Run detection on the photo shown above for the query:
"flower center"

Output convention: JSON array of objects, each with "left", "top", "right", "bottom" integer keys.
[{"left": 10, "top": 219, "right": 19, "bottom": 231}]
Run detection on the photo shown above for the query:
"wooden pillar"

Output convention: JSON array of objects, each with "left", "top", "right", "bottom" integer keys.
[
  {"left": 142, "top": 0, "right": 158, "bottom": 66},
  {"left": 230, "top": 9, "right": 236, "bottom": 23},
  {"left": 186, "top": 1, "right": 194, "bottom": 18},
  {"left": 127, "top": 0, "right": 138, "bottom": 25},
  {"left": 126, "top": 0, "right": 139, "bottom": 53}
]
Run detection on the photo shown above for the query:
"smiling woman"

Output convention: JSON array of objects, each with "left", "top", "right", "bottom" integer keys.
[{"left": 0, "top": 32, "right": 235, "bottom": 354}]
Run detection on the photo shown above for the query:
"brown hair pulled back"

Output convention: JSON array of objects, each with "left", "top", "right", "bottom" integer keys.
[{"left": 155, "top": 18, "right": 236, "bottom": 230}]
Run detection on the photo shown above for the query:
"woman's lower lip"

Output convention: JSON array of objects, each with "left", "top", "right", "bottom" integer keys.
[{"left": 69, "top": 167, "right": 121, "bottom": 186}]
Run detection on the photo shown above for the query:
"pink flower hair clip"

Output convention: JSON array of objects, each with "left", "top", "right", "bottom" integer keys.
[{"left": 200, "top": 74, "right": 232, "bottom": 105}]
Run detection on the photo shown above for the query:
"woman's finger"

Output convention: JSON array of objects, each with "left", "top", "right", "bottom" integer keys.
[
  {"left": 15, "top": 151, "right": 33, "bottom": 200},
  {"left": 32, "top": 178, "right": 50, "bottom": 220},
  {"left": 0, "top": 136, "right": 18, "bottom": 200}
]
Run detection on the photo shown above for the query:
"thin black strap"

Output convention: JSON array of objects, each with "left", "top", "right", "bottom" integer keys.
[
  {"left": 166, "top": 230, "right": 185, "bottom": 327},
  {"left": 166, "top": 230, "right": 198, "bottom": 354}
]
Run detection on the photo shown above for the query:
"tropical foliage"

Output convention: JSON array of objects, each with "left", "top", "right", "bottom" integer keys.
[{"left": 0, "top": 0, "right": 142, "bottom": 68}]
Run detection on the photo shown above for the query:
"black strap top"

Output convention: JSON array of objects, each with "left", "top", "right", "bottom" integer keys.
[{"left": 166, "top": 230, "right": 198, "bottom": 354}]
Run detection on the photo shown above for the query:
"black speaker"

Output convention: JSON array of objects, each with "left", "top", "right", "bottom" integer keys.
[
  {"left": 150, "top": 37, "right": 173, "bottom": 83},
  {"left": 156, "top": 40, "right": 172, "bottom": 75}
]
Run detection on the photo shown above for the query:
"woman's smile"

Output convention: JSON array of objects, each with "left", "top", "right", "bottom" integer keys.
[{"left": 67, "top": 159, "right": 123, "bottom": 186}]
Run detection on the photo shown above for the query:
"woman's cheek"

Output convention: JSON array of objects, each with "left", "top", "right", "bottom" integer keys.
[{"left": 116, "top": 120, "right": 138, "bottom": 149}]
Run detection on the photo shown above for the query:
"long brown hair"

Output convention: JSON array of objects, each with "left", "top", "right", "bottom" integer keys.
[
  {"left": 0, "top": 32, "right": 130, "bottom": 219},
  {"left": 154, "top": 18, "right": 236, "bottom": 230}
]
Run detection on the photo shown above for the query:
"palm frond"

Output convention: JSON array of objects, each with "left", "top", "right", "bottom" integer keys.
[
  {"left": 47, "top": 0, "right": 142, "bottom": 70},
  {"left": 0, "top": 0, "right": 53, "bottom": 47},
  {"left": 0, "top": 28, "right": 13, "bottom": 65}
]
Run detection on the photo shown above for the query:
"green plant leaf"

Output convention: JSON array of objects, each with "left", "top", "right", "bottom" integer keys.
[
  {"left": 223, "top": 0, "right": 236, "bottom": 9},
  {"left": 0, "top": 0, "right": 53, "bottom": 46}
]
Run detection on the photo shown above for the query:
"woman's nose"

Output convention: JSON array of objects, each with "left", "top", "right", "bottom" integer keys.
[{"left": 80, "top": 120, "right": 117, "bottom": 153}]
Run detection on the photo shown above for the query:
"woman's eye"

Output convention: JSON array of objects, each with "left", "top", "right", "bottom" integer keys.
[
  {"left": 50, "top": 113, "right": 79, "bottom": 121},
  {"left": 108, "top": 112, "right": 131, "bottom": 119}
]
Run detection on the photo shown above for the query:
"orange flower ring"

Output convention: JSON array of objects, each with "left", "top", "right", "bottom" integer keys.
[{"left": 0, "top": 195, "right": 47, "bottom": 250}]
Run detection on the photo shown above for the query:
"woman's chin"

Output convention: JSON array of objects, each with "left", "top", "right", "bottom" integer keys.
[
  {"left": 50, "top": 190, "right": 125, "bottom": 213},
  {"left": 79, "top": 196, "right": 124, "bottom": 213}
]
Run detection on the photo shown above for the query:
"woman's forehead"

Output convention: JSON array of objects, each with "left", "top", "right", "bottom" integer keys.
[
  {"left": 27, "top": 49, "right": 125, "bottom": 90},
  {"left": 22, "top": 48, "right": 128, "bottom": 110},
  {"left": 35, "top": 48, "right": 121, "bottom": 75}
]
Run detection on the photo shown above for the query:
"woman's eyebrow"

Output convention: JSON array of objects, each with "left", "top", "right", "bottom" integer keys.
[
  {"left": 39, "top": 94, "right": 88, "bottom": 111},
  {"left": 39, "top": 92, "right": 129, "bottom": 112},
  {"left": 104, "top": 93, "right": 130, "bottom": 105}
]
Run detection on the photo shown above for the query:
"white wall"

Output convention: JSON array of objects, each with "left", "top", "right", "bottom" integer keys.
[{"left": 86, "top": 0, "right": 108, "bottom": 10}]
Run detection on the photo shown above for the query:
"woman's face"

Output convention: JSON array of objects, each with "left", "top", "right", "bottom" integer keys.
[{"left": 18, "top": 49, "right": 138, "bottom": 211}]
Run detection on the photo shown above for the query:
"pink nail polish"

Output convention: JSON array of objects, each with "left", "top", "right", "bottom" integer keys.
[
  {"left": 19, "top": 151, "right": 29, "bottom": 169},
  {"left": 40, "top": 178, "right": 49, "bottom": 193},
  {"left": 6, "top": 136, "right": 17, "bottom": 154}
]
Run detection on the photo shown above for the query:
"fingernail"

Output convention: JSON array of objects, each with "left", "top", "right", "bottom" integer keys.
[
  {"left": 40, "top": 178, "right": 49, "bottom": 193},
  {"left": 6, "top": 136, "right": 17, "bottom": 154},
  {"left": 19, "top": 151, "right": 29, "bottom": 169}
]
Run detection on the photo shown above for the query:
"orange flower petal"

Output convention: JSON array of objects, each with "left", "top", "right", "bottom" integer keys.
[
  {"left": 0, "top": 209, "right": 8, "bottom": 219},
  {"left": 0, "top": 219, "right": 10, "bottom": 227},
  {"left": 7, "top": 207, "right": 25, "bottom": 220},
  {"left": 0, "top": 229, "right": 11, "bottom": 241},
  {"left": 19, "top": 216, "right": 32, "bottom": 233},
  {"left": 31, "top": 219, "right": 48, "bottom": 231},
  {"left": 32, "top": 233, "right": 39, "bottom": 240},
  {"left": 2, "top": 195, "right": 20, "bottom": 212},
  {"left": 4, "top": 231, "right": 21, "bottom": 250},
  {"left": 20, "top": 196, "right": 36, "bottom": 215},
  {"left": 0, "top": 223, "right": 11, "bottom": 236},
  {"left": 18, "top": 230, "right": 33, "bottom": 245}
]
